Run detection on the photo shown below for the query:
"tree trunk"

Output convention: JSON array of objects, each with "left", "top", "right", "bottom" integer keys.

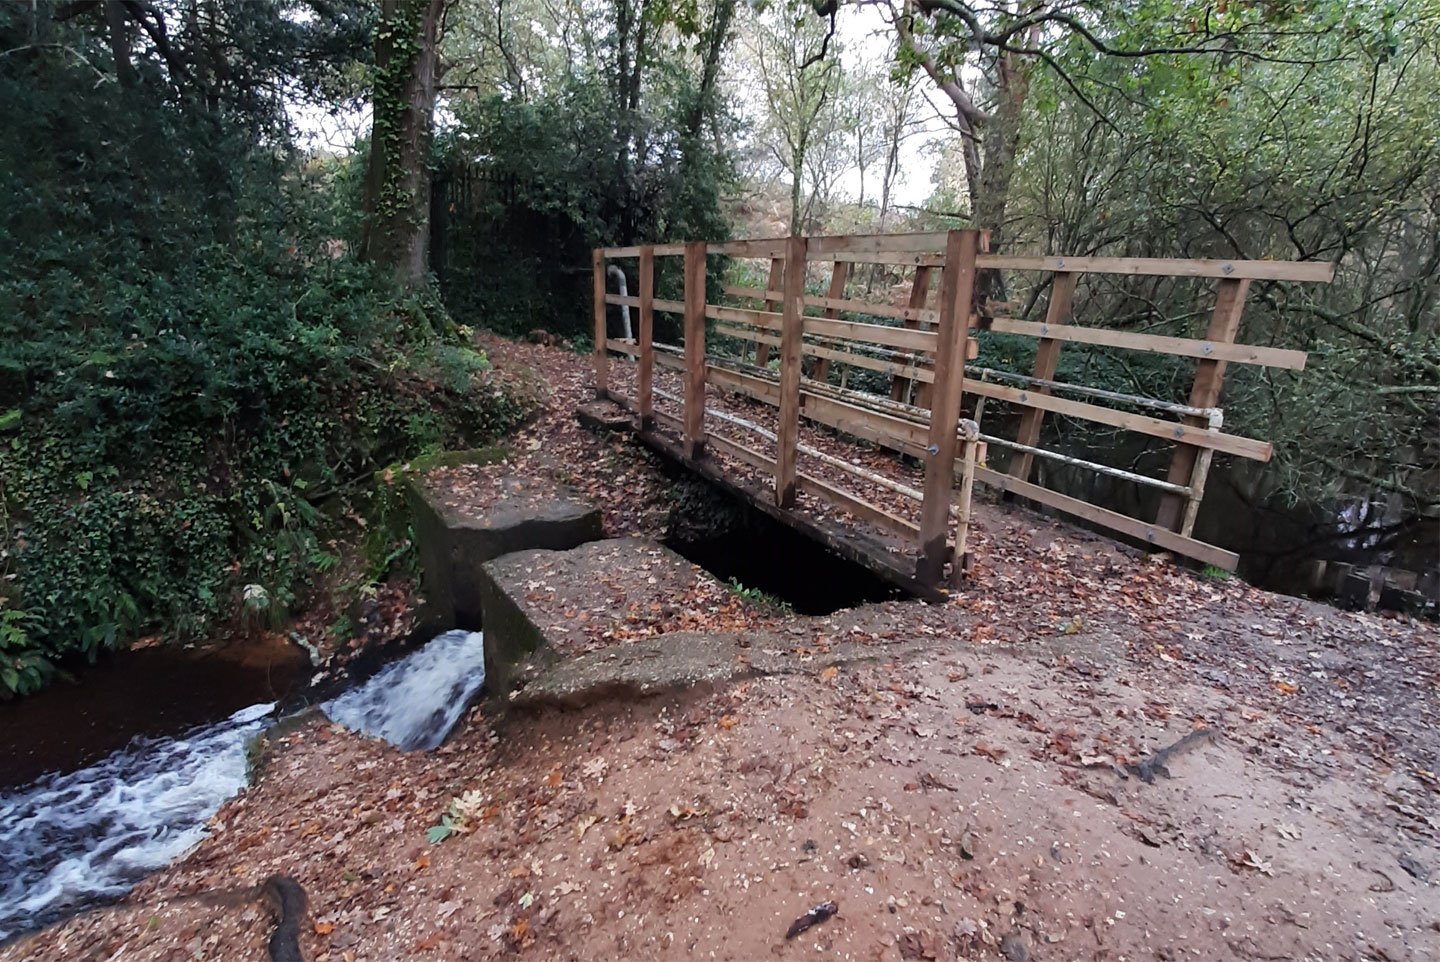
[
  {"left": 973, "top": 48, "right": 1031, "bottom": 304},
  {"left": 360, "top": 0, "right": 445, "bottom": 286},
  {"left": 974, "top": 48, "right": 1030, "bottom": 250}
]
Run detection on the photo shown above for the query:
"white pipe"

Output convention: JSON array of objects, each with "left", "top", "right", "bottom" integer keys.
[{"left": 606, "top": 264, "right": 633, "bottom": 340}]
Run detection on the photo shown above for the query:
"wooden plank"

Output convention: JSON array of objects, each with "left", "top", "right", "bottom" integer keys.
[
  {"left": 683, "top": 241, "right": 708, "bottom": 458},
  {"left": 714, "top": 324, "right": 937, "bottom": 385},
  {"left": 1156, "top": 277, "right": 1251, "bottom": 529},
  {"left": 755, "top": 258, "right": 784, "bottom": 366},
  {"left": 1009, "top": 271, "right": 1077, "bottom": 482},
  {"left": 722, "top": 286, "right": 938, "bottom": 324},
  {"left": 951, "top": 439, "right": 980, "bottom": 587},
  {"left": 811, "top": 261, "right": 852, "bottom": 382},
  {"left": 653, "top": 298, "right": 685, "bottom": 313},
  {"left": 975, "top": 254, "right": 1335, "bottom": 283},
  {"left": 708, "top": 364, "right": 780, "bottom": 404},
  {"left": 966, "top": 379, "right": 1271, "bottom": 461},
  {"left": 975, "top": 467, "right": 1240, "bottom": 571},
  {"left": 706, "top": 430, "right": 776, "bottom": 472},
  {"left": 605, "top": 338, "right": 639, "bottom": 355},
  {"left": 804, "top": 316, "right": 939, "bottom": 352},
  {"left": 708, "top": 238, "right": 787, "bottom": 257},
  {"left": 807, "top": 295, "right": 937, "bottom": 324},
  {"left": 801, "top": 392, "right": 930, "bottom": 450},
  {"left": 605, "top": 294, "right": 641, "bottom": 308},
  {"left": 775, "top": 234, "right": 807, "bottom": 507},
  {"left": 797, "top": 474, "right": 920, "bottom": 541},
  {"left": 895, "top": 266, "right": 935, "bottom": 405},
  {"left": 809, "top": 232, "right": 950, "bottom": 254},
  {"left": 592, "top": 249, "right": 608, "bottom": 398},
  {"left": 652, "top": 243, "right": 685, "bottom": 256},
  {"left": 917, "top": 229, "right": 981, "bottom": 584},
  {"left": 985, "top": 316, "right": 1305, "bottom": 370},
  {"left": 829, "top": 251, "right": 945, "bottom": 267},
  {"left": 655, "top": 351, "right": 686, "bottom": 372},
  {"left": 638, "top": 246, "right": 655, "bottom": 428},
  {"left": 706, "top": 304, "right": 783, "bottom": 330},
  {"left": 808, "top": 342, "right": 934, "bottom": 384}
]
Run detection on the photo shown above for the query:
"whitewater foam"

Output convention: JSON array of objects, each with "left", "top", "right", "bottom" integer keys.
[{"left": 0, "top": 629, "right": 486, "bottom": 940}]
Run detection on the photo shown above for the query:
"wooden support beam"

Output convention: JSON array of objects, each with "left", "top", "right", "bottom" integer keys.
[
  {"left": 683, "top": 241, "right": 708, "bottom": 458},
  {"left": 891, "top": 266, "right": 933, "bottom": 403},
  {"left": 637, "top": 246, "right": 655, "bottom": 428},
  {"left": 951, "top": 435, "right": 981, "bottom": 587},
  {"left": 722, "top": 286, "right": 939, "bottom": 325},
  {"left": 811, "top": 261, "right": 852, "bottom": 383},
  {"left": 977, "top": 468, "right": 1240, "bottom": 570},
  {"left": 755, "top": 257, "right": 784, "bottom": 366},
  {"left": 1009, "top": 271, "right": 1077, "bottom": 482},
  {"left": 797, "top": 474, "right": 920, "bottom": 541},
  {"left": 1156, "top": 277, "right": 1250, "bottom": 529},
  {"left": 965, "top": 379, "right": 1271, "bottom": 461},
  {"left": 975, "top": 254, "right": 1335, "bottom": 282},
  {"left": 983, "top": 317, "right": 1306, "bottom": 370},
  {"left": 803, "top": 316, "right": 939, "bottom": 352},
  {"left": 775, "top": 235, "right": 808, "bottom": 507},
  {"left": 592, "top": 249, "right": 608, "bottom": 398},
  {"left": 917, "top": 229, "right": 982, "bottom": 585}
]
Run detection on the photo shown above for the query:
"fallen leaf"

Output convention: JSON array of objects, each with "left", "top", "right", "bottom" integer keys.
[
  {"left": 576, "top": 814, "right": 599, "bottom": 840},
  {"left": 718, "top": 714, "right": 739, "bottom": 730},
  {"left": 820, "top": 666, "right": 838, "bottom": 683},
  {"left": 314, "top": 921, "right": 335, "bottom": 936}
]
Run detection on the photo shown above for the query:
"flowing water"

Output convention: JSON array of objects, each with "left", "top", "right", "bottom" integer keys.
[{"left": 0, "top": 629, "right": 486, "bottom": 942}]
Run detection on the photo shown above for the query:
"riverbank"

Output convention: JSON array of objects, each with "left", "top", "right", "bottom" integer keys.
[{"left": 6, "top": 336, "right": 1438, "bottom": 960}]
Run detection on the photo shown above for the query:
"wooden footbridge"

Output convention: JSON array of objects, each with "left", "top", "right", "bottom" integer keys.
[{"left": 591, "top": 230, "right": 1333, "bottom": 594}]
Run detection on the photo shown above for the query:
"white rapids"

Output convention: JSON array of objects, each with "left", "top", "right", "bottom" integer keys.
[{"left": 0, "top": 629, "right": 485, "bottom": 941}]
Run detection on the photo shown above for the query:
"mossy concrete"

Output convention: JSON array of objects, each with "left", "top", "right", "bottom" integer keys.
[{"left": 405, "top": 456, "right": 603, "bottom": 631}]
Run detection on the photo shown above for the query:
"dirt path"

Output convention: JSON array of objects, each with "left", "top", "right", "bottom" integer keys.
[{"left": 8, "top": 336, "right": 1437, "bottom": 962}]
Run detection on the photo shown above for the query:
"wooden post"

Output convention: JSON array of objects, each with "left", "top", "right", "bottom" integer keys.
[
  {"left": 637, "top": 246, "right": 655, "bottom": 429},
  {"left": 916, "top": 230, "right": 981, "bottom": 585},
  {"left": 951, "top": 424, "right": 981, "bottom": 588},
  {"left": 592, "top": 249, "right": 608, "bottom": 398},
  {"left": 1155, "top": 277, "right": 1250, "bottom": 531},
  {"left": 890, "top": 266, "right": 933, "bottom": 402},
  {"left": 683, "top": 241, "right": 708, "bottom": 458},
  {"left": 810, "top": 260, "right": 851, "bottom": 383},
  {"left": 754, "top": 257, "right": 785, "bottom": 366},
  {"left": 1008, "top": 271, "right": 1078, "bottom": 482},
  {"left": 774, "top": 234, "right": 808, "bottom": 507}
]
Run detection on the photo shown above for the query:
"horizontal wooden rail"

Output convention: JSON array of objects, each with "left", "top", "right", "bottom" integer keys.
[
  {"left": 976, "top": 254, "right": 1334, "bottom": 283},
  {"left": 965, "top": 379, "right": 1272, "bottom": 461},
  {"left": 714, "top": 323, "right": 937, "bottom": 384},
  {"left": 986, "top": 317, "right": 1306, "bottom": 370},
  {"left": 708, "top": 239, "right": 787, "bottom": 257},
  {"left": 598, "top": 244, "right": 685, "bottom": 257},
  {"left": 803, "top": 316, "right": 938, "bottom": 352},
  {"left": 809, "top": 232, "right": 950, "bottom": 254},
  {"left": 976, "top": 467, "right": 1239, "bottom": 571},
  {"left": 722, "top": 286, "right": 939, "bottom": 325}
]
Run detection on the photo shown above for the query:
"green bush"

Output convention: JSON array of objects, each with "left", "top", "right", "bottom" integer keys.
[{"left": 0, "top": 247, "right": 529, "bottom": 696}]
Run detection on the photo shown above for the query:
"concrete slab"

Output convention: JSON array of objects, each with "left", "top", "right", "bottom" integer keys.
[
  {"left": 407, "top": 472, "right": 603, "bottom": 630},
  {"left": 476, "top": 537, "right": 710, "bottom": 697}
]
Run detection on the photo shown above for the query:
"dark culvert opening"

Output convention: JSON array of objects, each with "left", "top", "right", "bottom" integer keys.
[{"left": 662, "top": 476, "right": 904, "bottom": 616}]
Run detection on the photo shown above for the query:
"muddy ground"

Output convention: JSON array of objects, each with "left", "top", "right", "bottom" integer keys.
[{"left": 7, "top": 336, "right": 1437, "bottom": 962}]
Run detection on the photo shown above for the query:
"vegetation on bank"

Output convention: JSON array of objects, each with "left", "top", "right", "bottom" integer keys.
[{"left": 0, "top": 5, "right": 531, "bottom": 697}]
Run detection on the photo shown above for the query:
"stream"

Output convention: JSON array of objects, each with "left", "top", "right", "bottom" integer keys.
[{"left": 0, "top": 629, "right": 487, "bottom": 942}]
